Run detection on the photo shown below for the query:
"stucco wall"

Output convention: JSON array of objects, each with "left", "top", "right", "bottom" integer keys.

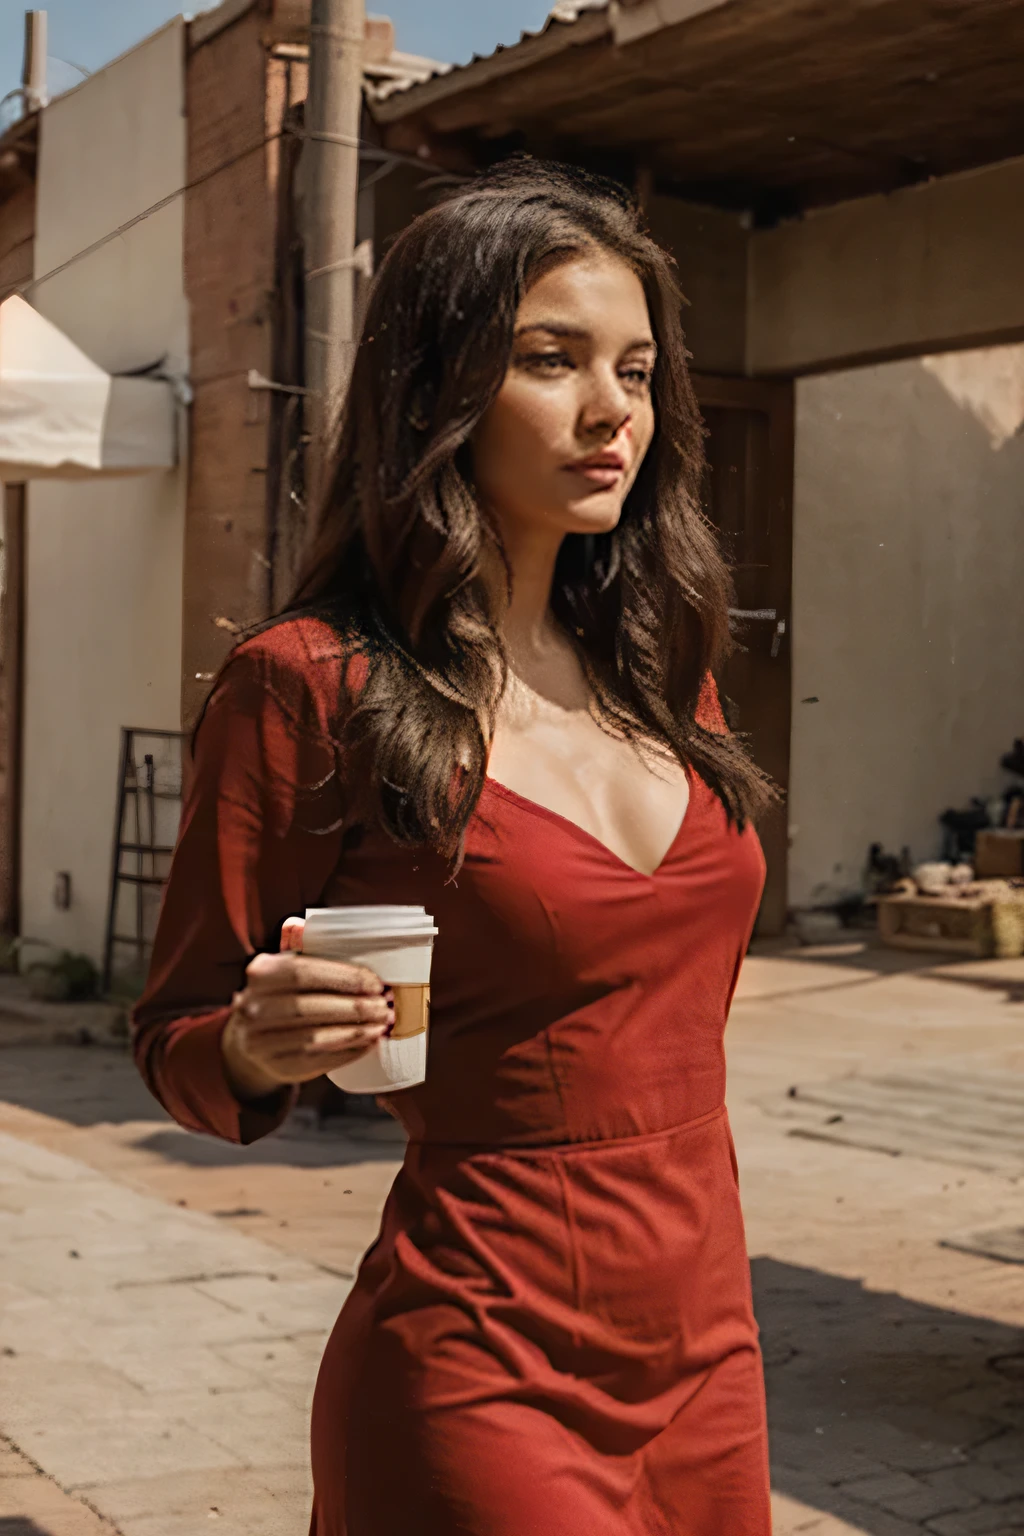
[
  {"left": 21, "top": 20, "right": 187, "bottom": 965},
  {"left": 788, "top": 353, "right": 1024, "bottom": 910}
]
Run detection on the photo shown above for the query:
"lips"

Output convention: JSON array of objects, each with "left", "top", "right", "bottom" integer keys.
[
  {"left": 564, "top": 452, "right": 627, "bottom": 488},
  {"left": 568, "top": 453, "right": 626, "bottom": 473}
]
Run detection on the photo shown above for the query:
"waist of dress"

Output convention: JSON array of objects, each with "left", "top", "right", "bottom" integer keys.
[{"left": 399, "top": 1102, "right": 729, "bottom": 1159}]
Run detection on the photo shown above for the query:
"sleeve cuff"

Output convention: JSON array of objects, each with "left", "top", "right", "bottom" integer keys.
[{"left": 146, "top": 1009, "right": 298, "bottom": 1145}]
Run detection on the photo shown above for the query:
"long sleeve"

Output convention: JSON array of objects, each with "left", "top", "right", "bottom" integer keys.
[{"left": 133, "top": 623, "right": 348, "bottom": 1144}]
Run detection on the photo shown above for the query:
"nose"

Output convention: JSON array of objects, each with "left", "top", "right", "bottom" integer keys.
[{"left": 578, "top": 364, "right": 632, "bottom": 444}]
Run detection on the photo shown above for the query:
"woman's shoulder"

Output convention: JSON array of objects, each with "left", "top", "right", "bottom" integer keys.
[
  {"left": 230, "top": 615, "right": 368, "bottom": 692},
  {"left": 208, "top": 615, "right": 369, "bottom": 734},
  {"left": 233, "top": 612, "right": 363, "bottom": 671}
]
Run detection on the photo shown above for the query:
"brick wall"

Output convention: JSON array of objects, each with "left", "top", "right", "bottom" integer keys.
[{"left": 182, "top": 13, "right": 304, "bottom": 729}]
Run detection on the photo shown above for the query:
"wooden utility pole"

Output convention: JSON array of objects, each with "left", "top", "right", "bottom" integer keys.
[
  {"left": 22, "top": 11, "right": 48, "bottom": 112},
  {"left": 304, "top": 0, "right": 365, "bottom": 505}
]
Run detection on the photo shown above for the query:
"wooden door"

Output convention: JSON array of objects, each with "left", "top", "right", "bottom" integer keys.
[
  {"left": 0, "top": 483, "right": 25, "bottom": 937},
  {"left": 692, "top": 375, "right": 794, "bottom": 936}
]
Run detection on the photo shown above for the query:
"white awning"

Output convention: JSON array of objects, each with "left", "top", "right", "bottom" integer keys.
[{"left": 0, "top": 295, "right": 177, "bottom": 479}]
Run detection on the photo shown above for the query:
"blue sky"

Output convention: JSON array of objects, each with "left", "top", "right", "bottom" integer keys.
[{"left": 0, "top": 1, "right": 552, "bottom": 114}]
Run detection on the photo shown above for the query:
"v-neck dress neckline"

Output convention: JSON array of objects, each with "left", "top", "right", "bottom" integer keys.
[{"left": 481, "top": 769, "right": 696, "bottom": 881}]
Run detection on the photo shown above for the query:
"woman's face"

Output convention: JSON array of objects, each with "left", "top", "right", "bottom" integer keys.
[{"left": 472, "top": 250, "right": 657, "bottom": 550}]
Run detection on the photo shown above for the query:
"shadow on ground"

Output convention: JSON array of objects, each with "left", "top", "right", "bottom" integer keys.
[
  {"left": 0, "top": 1045, "right": 404, "bottom": 1166},
  {"left": 0, "top": 1521, "right": 53, "bottom": 1535},
  {"left": 0, "top": 1045, "right": 155, "bottom": 1125},
  {"left": 928, "top": 972, "right": 1024, "bottom": 1007},
  {"left": 133, "top": 1120, "right": 404, "bottom": 1168},
  {"left": 747, "top": 939, "right": 1024, "bottom": 1015},
  {"left": 755, "top": 1257, "right": 1024, "bottom": 1530},
  {"left": 749, "top": 938, "right": 941, "bottom": 981}
]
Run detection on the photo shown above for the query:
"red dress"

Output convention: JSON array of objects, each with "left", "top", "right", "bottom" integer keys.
[{"left": 134, "top": 617, "right": 770, "bottom": 1536}]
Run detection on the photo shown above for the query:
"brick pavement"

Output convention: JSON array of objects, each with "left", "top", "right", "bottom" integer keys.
[
  {"left": 1, "top": 941, "right": 1023, "bottom": 1535},
  {"left": 0, "top": 1435, "right": 118, "bottom": 1534},
  {"left": 0, "top": 1130, "right": 339, "bottom": 1535},
  {"left": 731, "top": 945, "right": 1024, "bottom": 1536}
]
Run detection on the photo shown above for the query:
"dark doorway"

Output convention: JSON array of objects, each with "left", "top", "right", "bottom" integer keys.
[
  {"left": 0, "top": 482, "right": 26, "bottom": 938},
  {"left": 694, "top": 375, "right": 795, "bottom": 936}
]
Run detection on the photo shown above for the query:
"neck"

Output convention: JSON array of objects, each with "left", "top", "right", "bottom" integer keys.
[{"left": 498, "top": 524, "right": 563, "bottom": 661}]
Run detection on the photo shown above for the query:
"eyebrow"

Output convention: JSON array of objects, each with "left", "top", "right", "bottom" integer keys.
[{"left": 514, "top": 322, "right": 657, "bottom": 350}]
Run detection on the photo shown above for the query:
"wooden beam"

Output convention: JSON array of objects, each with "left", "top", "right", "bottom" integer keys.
[
  {"left": 748, "top": 151, "right": 1024, "bottom": 375},
  {"left": 691, "top": 373, "right": 768, "bottom": 409},
  {"left": 647, "top": 195, "right": 749, "bottom": 375}
]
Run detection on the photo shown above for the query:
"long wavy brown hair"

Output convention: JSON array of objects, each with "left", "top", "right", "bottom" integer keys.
[{"left": 289, "top": 157, "right": 770, "bottom": 858}]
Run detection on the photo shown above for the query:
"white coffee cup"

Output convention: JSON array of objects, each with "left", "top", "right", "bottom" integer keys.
[{"left": 302, "top": 906, "right": 437, "bottom": 1095}]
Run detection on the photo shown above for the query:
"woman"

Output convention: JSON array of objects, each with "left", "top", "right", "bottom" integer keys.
[{"left": 135, "top": 159, "right": 773, "bottom": 1534}]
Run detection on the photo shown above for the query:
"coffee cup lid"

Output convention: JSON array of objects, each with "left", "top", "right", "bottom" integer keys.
[
  {"left": 304, "top": 905, "right": 436, "bottom": 935},
  {"left": 311, "top": 906, "right": 427, "bottom": 918}
]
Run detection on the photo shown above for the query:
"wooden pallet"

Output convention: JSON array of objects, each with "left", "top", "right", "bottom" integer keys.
[{"left": 877, "top": 882, "right": 1024, "bottom": 959}]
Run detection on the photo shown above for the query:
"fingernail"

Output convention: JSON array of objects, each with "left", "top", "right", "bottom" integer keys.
[{"left": 244, "top": 1000, "right": 260, "bottom": 1018}]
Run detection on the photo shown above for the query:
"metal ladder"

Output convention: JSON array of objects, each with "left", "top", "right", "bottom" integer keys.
[{"left": 102, "top": 728, "right": 186, "bottom": 995}]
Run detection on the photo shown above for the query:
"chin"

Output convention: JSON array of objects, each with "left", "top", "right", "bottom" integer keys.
[{"left": 561, "top": 493, "right": 627, "bottom": 537}]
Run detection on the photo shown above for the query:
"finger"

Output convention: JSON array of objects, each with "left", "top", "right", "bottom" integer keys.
[
  {"left": 245, "top": 951, "right": 384, "bottom": 997},
  {"left": 280, "top": 917, "right": 306, "bottom": 953},
  {"left": 229, "top": 1018, "right": 386, "bottom": 1069},
  {"left": 274, "top": 1023, "right": 388, "bottom": 1056},
  {"left": 268, "top": 1037, "right": 385, "bottom": 1074},
  {"left": 239, "top": 992, "right": 392, "bottom": 1031}
]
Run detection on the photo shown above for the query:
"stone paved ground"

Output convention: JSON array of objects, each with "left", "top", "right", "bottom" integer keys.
[
  {"left": 731, "top": 946, "right": 1024, "bottom": 1536},
  {"left": 0, "top": 1130, "right": 340, "bottom": 1536},
  {"left": 1, "top": 940, "right": 1023, "bottom": 1535}
]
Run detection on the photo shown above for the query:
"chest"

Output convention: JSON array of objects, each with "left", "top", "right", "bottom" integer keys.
[
  {"left": 322, "top": 774, "right": 765, "bottom": 1015},
  {"left": 486, "top": 698, "right": 690, "bottom": 880}
]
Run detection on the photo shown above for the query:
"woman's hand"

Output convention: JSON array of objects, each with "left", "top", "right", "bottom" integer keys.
[{"left": 221, "top": 919, "right": 393, "bottom": 1102}]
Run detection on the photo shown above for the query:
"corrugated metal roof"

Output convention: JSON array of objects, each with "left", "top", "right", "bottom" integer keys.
[
  {"left": 364, "top": 49, "right": 444, "bottom": 89},
  {"left": 369, "top": 2, "right": 611, "bottom": 104},
  {"left": 549, "top": 0, "right": 610, "bottom": 19}
]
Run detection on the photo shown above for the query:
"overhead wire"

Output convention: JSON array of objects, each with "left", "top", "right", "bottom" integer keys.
[{"left": 13, "top": 122, "right": 466, "bottom": 302}]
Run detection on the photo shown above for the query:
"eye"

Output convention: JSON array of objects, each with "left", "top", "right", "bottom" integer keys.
[
  {"left": 621, "top": 363, "right": 655, "bottom": 390},
  {"left": 520, "top": 351, "right": 573, "bottom": 374}
]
